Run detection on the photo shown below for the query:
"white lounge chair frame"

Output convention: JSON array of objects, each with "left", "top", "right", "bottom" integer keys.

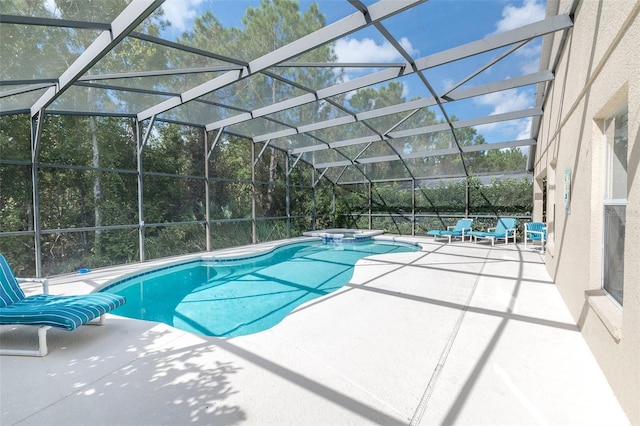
[{"left": 1, "top": 278, "right": 106, "bottom": 357}]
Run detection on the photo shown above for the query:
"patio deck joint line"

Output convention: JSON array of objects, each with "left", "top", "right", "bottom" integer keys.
[{"left": 409, "top": 246, "right": 492, "bottom": 426}]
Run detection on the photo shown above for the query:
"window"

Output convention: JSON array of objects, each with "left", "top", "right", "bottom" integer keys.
[{"left": 602, "top": 106, "right": 627, "bottom": 305}]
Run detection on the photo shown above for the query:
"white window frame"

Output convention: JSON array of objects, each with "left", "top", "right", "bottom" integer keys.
[{"left": 601, "top": 106, "right": 627, "bottom": 307}]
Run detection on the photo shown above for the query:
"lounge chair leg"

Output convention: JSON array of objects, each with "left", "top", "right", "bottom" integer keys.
[
  {"left": 87, "top": 314, "right": 106, "bottom": 326},
  {"left": 0, "top": 326, "right": 51, "bottom": 357},
  {"left": 37, "top": 325, "right": 50, "bottom": 356},
  {"left": 0, "top": 315, "right": 107, "bottom": 358}
]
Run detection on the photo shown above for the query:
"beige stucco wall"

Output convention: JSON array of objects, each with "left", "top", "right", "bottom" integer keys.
[{"left": 534, "top": 0, "right": 640, "bottom": 423}]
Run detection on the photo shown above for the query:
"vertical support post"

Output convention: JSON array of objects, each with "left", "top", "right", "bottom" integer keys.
[
  {"left": 465, "top": 177, "right": 470, "bottom": 218},
  {"left": 136, "top": 120, "right": 145, "bottom": 262},
  {"left": 251, "top": 141, "right": 256, "bottom": 244},
  {"left": 332, "top": 185, "right": 336, "bottom": 229},
  {"left": 368, "top": 182, "right": 372, "bottom": 230},
  {"left": 285, "top": 153, "right": 291, "bottom": 238},
  {"left": 412, "top": 178, "right": 416, "bottom": 236},
  {"left": 204, "top": 128, "right": 211, "bottom": 251},
  {"left": 312, "top": 168, "right": 317, "bottom": 231},
  {"left": 30, "top": 112, "right": 44, "bottom": 277}
]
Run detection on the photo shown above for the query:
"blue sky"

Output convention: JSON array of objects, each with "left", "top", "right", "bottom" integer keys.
[{"left": 156, "top": 0, "right": 547, "bottom": 144}]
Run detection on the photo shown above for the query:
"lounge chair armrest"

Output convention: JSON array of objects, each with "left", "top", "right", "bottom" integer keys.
[
  {"left": 462, "top": 227, "right": 472, "bottom": 234},
  {"left": 527, "top": 230, "right": 546, "bottom": 239},
  {"left": 16, "top": 277, "right": 49, "bottom": 294},
  {"left": 447, "top": 226, "right": 455, "bottom": 231},
  {"left": 487, "top": 227, "right": 496, "bottom": 232}
]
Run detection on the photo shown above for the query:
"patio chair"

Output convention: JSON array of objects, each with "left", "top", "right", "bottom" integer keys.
[
  {"left": 524, "top": 222, "right": 547, "bottom": 252},
  {"left": 469, "top": 218, "right": 518, "bottom": 246},
  {"left": 427, "top": 219, "right": 473, "bottom": 243},
  {"left": 0, "top": 254, "right": 125, "bottom": 357}
]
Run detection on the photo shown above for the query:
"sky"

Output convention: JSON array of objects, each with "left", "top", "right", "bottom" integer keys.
[
  {"left": 41, "top": 0, "right": 547, "bottom": 147},
  {"left": 154, "top": 0, "right": 547, "bottom": 147}
]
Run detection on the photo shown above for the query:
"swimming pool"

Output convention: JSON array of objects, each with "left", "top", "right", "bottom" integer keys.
[{"left": 102, "top": 239, "right": 419, "bottom": 337}]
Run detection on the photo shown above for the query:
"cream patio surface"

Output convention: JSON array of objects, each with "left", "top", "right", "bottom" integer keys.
[{"left": 0, "top": 237, "right": 630, "bottom": 426}]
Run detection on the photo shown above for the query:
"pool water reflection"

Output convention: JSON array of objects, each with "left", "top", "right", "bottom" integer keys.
[{"left": 103, "top": 240, "right": 418, "bottom": 337}]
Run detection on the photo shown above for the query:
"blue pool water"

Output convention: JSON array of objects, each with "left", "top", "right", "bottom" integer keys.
[{"left": 102, "top": 240, "right": 418, "bottom": 337}]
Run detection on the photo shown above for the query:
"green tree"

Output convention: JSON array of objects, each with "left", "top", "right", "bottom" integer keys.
[{"left": 181, "top": 0, "right": 336, "bottom": 216}]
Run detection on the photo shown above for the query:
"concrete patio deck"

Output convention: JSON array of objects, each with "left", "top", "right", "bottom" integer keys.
[{"left": 0, "top": 238, "right": 630, "bottom": 425}]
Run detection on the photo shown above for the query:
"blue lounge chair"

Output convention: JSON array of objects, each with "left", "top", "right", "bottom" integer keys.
[
  {"left": 469, "top": 218, "right": 518, "bottom": 246},
  {"left": 427, "top": 219, "right": 473, "bottom": 243},
  {"left": 524, "top": 222, "right": 547, "bottom": 252},
  {"left": 0, "top": 254, "right": 125, "bottom": 356}
]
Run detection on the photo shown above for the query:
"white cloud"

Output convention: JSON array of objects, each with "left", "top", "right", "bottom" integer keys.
[
  {"left": 476, "top": 87, "right": 532, "bottom": 115},
  {"left": 163, "top": 0, "right": 204, "bottom": 32},
  {"left": 442, "top": 78, "right": 455, "bottom": 92},
  {"left": 485, "top": 2, "right": 545, "bottom": 76},
  {"left": 473, "top": 88, "right": 533, "bottom": 138},
  {"left": 518, "top": 41, "right": 542, "bottom": 59},
  {"left": 515, "top": 40, "right": 542, "bottom": 74},
  {"left": 44, "top": 0, "right": 61, "bottom": 18},
  {"left": 398, "top": 37, "right": 419, "bottom": 57},
  {"left": 516, "top": 117, "right": 532, "bottom": 140},
  {"left": 334, "top": 37, "right": 419, "bottom": 92},
  {"left": 492, "top": 0, "right": 546, "bottom": 35},
  {"left": 474, "top": 117, "right": 531, "bottom": 140},
  {"left": 520, "top": 58, "right": 540, "bottom": 74},
  {"left": 335, "top": 36, "right": 418, "bottom": 63},
  {"left": 473, "top": 122, "right": 498, "bottom": 134}
]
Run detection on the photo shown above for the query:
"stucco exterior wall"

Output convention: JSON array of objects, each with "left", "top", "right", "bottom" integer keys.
[{"left": 534, "top": 0, "right": 640, "bottom": 423}]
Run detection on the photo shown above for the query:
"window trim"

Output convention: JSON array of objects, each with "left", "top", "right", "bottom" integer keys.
[{"left": 601, "top": 105, "right": 627, "bottom": 306}]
